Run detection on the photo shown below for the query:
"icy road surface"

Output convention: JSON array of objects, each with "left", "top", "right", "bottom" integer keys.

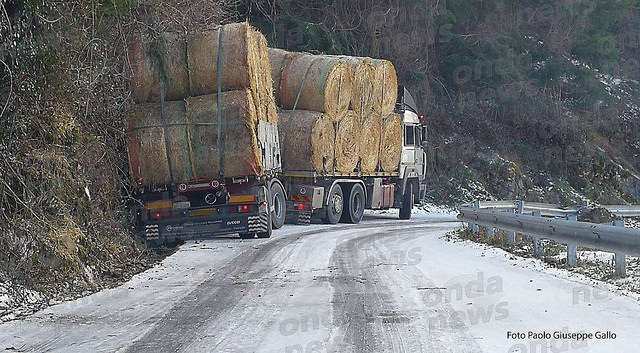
[{"left": 1, "top": 211, "right": 639, "bottom": 353}]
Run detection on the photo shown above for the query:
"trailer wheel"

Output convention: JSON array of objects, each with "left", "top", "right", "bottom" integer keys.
[
  {"left": 322, "top": 184, "right": 343, "bottom": 224},
  {"left": 340, "top": 184, "right": 365, "bottom": 224},
  {"left": 257, "top": 216, "right": 273, "bottom": 238},
  {"left": 270, "top": 183, "right": 286, "bottom": 229},
  {"left": 399, "top": 182, "right": 413, "bottom": 220}
]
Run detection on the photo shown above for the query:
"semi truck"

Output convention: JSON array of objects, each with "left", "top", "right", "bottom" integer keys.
[{"left": 130, "top": 87, "right": 427, "bottom": 244}]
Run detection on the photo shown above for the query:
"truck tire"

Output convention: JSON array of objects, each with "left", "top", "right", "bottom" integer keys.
[
  {"left": 322, "top": 184, "right": 343, "bottom": 224},
  {"left": 257, "top": 214, "right": 273, "bottom": 238},
  {"left": 270, "top": 182, "right": 286, "bottom": 229},
  {"left": 399, "top": 182, "right": 413, "bottom": 220},
  {"left": 340, "top": 184, "right": 365, "bottom": 224}
]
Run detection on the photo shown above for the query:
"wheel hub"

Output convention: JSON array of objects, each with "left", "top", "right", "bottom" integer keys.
[{"left": 333, "top": 195, "right": 343, "bottom": 214}]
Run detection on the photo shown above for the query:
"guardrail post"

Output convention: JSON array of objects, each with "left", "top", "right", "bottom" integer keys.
[
  {"left": 566, "top": 214, "right": 578, "bottom": 267},
  {"left": 487, "top": 226, "right": 495, "bottom": 238},
  {"left": 517, "top": 200, "right": 525, "bottom": 215},
  {"left": 471, "top": 200, "right": 479, "bottom": 234},
  {"left": 533, "top": 211, "right": 544, "bottom": 256},
  {"left": 612, "top": 220, "right": 627, "bottom": 278},
  {"left": 507, "top": 208, "right": 516, "bottom": 243}
]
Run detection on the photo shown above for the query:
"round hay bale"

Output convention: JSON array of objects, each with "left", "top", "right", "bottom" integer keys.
[
  {"left": 359, "top": 114, "right": 382, "bottom": 173},
  {"left": 379, "top": 113, "right": 403, "bottom": 172},
  {"left": 278, "top": 110, "right": 335, "bottom": 173},
  {"left": 128, "top": 32, "right": 154, "bottom": 104},
  {"left": 188, "top": 22, "right": 274, "bottom": 123},
  {"left": 253, "top": 33, "right": 278, "bottom": 124},
  {"left": 372, "top": 59, "right": 398, "bottom": 116},
  {"left": 127, "top": 90, "right": 262, "bottom": 187},
  {"left": 268, "top": 48, "right": 294, "bottom": 106},
  {"left": 127, "top": 100, "right": 189, "bottom": 186},
  {"left": 188, "top": 22, "right": 253, "bottom": 95},
  {"left": 279, "top": 54, "right": 353, "bottom": 119},
  {"left": 186, "top": 90, "right": 262, "bottom": 178},
  {"left": 336, "top": 56, "right": 375, "bottom": 118},
  {"left": 334, "top": 111, "right": 361, "bottom": 173},
  {"left": 128, "top": 32, "right": 190, "bottom": 103}
]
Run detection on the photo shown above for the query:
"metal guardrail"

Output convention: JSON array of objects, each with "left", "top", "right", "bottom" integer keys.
[
  {"left": 468, "top": 200, "right": 640, "bottom": 218},
  {"left": 458, "top": 208, "right": 640, "bottom": 256},
  {"left": 602, "top": 205, "right": 640, "bottom": 217},
  {"left": 458, "top": 200, "right": 640, "bottom": 277}
]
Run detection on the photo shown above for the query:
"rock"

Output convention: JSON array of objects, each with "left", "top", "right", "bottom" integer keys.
[{"left": 577, "top": 206, "right": 615, "bottom": 223}]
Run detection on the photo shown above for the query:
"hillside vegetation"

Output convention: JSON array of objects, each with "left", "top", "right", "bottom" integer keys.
[{"left": 0, "top": 0, "right": 234, "bottom": 316}]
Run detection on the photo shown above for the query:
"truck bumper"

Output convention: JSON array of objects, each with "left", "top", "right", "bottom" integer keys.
[{"left": 139, "top": 211, "right": 269, "bottom": 243}]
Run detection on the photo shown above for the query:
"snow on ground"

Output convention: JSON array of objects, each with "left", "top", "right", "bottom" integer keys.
[
  {"left": 410, "top": 228, "right": 640, "bottom": 353},
  {"left": 0, "top": 280, "right": 44, "bottom": 322},
  {"left": 1, "top": 210, "right": 639, "bottom": 352},
  {"left": 368, "top": 203, "right": 459, "bottom": 217}
]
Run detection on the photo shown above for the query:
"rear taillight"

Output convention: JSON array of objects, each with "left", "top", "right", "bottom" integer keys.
[
  {"left": 231, "top": 204, "right": 253, "bottom": 213},
  {"left": 295, "top": 203, "right": 311, "bottom": 211},
  {"left": 149, "top": 210, "right": 172, "bottom": 220}
]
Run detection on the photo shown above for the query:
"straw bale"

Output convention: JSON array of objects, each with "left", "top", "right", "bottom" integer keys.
[
  {"left": 188, "top": 22, "right": 253, "bottom": 95},
  {"left": 338, "top": 56, "right": 375, "bottom": 118},
  {"left": 127, "top": 101, "right": 189, "bottom": 186},
  {"left": 252, "top": 33, "right": 279, "bottom": 124},
  {"left": 372, "top": 59, "right": 398, "bottom": 116},
  {"left": 188, "top": 23, "right": 274, "bottom": 123},
  {"left": 278, "top": 110, "right": 335, "bottom": 173},
  {"left": 279, "top": 54, "right": 353, "bottom": 119},
  {"left": 128, "top": 32, "right": 189, "bottom": 103},
  {"left": 379, "top": 113, "right": 403, "bottom": 172},
  {"left": 128, "top": 32, "right": 154, "bottom": 104},
  {"left": 268, "top": 48, "right": 293, "bottom": 105},
  {"left": 186, "top": 90, "right": 262, "bottom": 178},
  {"left": 359, "top": 114, "right": 382, "bottom": 173},
  {"left": 127, "top": 90, "right": 262, "bottom": 187},
  {"left": 334, "top": 111, "right": 361, "bottom": 173}
]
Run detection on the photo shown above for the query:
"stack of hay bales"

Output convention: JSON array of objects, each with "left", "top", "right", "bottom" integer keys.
[
  {"left": 361, "top": 58, "right": 400, "bottom": 173},
  {"left": 126, "top": 22, "right": 277, "bottom": 187},
  {"left": 269, "top": 48, "right": 401, "bottom": 174},
  {"left": 269, "top": 49, "right": 355, "bottom": 173}
]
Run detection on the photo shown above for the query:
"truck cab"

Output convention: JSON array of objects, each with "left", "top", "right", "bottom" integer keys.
[{"left": 396, "top": 86, "right": 428, "bottom": 202}]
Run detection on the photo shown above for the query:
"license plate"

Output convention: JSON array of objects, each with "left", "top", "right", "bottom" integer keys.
[{"left": 189, "top": 208, "right": 217, "bottom": 217}]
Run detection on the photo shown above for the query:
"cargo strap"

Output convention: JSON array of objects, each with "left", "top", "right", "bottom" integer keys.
[
  {"left": 377, "top": 63, "right": 386, "bottom": 172},
  {"left": 336, "top": 69, "right": 343, "bottom": 113},
  {"left": 359, "top": 70, "right": 366, "bottom": 117},
  {"left": 128, "top": 121, "right": 245, "bottom": 132},
  {"left": 216, "top": 25, "right": 225, "bottom": 180},
  {"left": 184, "top": 107, "right": 197, "bottom": 179},
  {"left": 293, "top": 57, "right": 322, "bottom": 111},
  {"left": 159, "top": 80, "right": 175, "bottom": 184}
]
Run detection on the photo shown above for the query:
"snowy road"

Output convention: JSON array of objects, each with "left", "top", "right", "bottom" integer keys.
[{"left": 1, "top": 211, "right": 639, "bottom": 353}]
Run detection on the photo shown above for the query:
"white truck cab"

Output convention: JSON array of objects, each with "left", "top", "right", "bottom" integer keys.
[{"left": 396, "top": 86, "right": 428, "bottom": 200}]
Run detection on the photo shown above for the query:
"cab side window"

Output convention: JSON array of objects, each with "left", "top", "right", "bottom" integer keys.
[{"left": 404, "top": 126, "right": 416, "bottom": 146}]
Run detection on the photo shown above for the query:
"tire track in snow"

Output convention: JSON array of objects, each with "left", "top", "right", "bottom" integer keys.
[{"left": 328, "top": 225, "right": 484, "bottom": 353}]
